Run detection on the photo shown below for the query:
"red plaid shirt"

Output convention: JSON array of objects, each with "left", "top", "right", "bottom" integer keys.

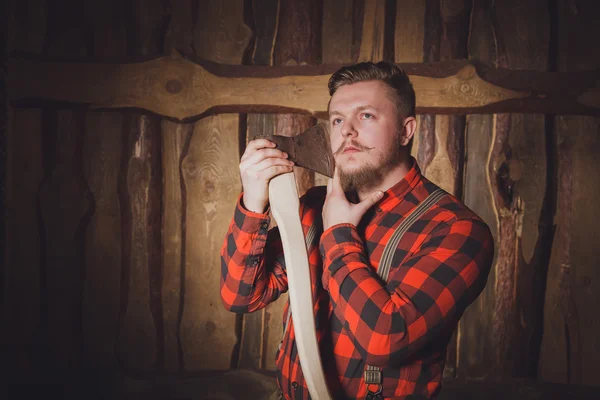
[{"left": 220, "top": 159, "right": 494, "bottom": 399}]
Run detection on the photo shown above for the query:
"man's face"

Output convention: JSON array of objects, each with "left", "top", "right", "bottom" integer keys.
[{"left": 328, "top": 80, "right": 405, "bottom": 192}]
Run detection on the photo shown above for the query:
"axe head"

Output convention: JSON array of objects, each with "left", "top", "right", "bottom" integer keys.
[{"left": 258, "top": 121, "right": 335, "bottom": 178}]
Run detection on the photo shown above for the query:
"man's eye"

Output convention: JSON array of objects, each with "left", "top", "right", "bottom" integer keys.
[
  {"left": 362, "top": 113, "right": 373, "bottom": 119},
  {"left": 332, "top": 118, "right": 342, "bottom": 125}
]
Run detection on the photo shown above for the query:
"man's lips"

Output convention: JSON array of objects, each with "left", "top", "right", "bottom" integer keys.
[{"left": 342, "top": 146, "right": 360, "bottom": 154}]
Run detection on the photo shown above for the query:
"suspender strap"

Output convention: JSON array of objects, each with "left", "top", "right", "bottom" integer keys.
[{"left": 364, "top": 189, "right": 447, "bottom": 399}]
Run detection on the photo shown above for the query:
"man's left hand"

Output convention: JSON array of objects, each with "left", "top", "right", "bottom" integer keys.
[{"left": 322, "top": 168, "right": 384, "bottom": 230}]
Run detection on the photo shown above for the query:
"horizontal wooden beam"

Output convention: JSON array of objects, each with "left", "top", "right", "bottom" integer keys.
[{"left": 8, "top": 51, "right": 600, "bottom": 120}]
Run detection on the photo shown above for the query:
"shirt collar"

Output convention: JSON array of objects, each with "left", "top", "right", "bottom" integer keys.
[{"left": 378, "top": 156, "right": 422, "bottom": 211}]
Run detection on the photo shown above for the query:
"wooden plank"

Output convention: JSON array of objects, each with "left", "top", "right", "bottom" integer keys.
[
  {"left": 163, "top": 0, "right": 194, "bottom": 55},
  {"left": 10, "top": 54, "right": 600, "bottom": 119},
  {"left": 358, "top": 0, "right": 386, "bottom": 62},
  {"left": 161, "top": 120, "right": 191, "bottom": 373},
  {"left": 394, "top": 0, "right": 425, "bottom": 162},
  {"left": 394, "top": 0, "right": 426, "bottom": 63},
  {"left": 180, "top": 115, "right": 241, "bottom": 370},
  {"left": 417, "top": 0, "right": 441, "bottom": 172},
  {"left": 180, "top": 0, "right": 250, "bottom": 371},
  {"left": 2, "top": 0, "right": 46, "bottom": 375},
  {"left": 238, "top": 0, "right": 280, "bottom": 371},
  {"left": 322, "top": 0, "right": 354, "bottom": 66},
  {"left": 193, "top": 0, "right": 252, "bottom": 65},
  {"left": 420, "top": 0, "right": 469, "bottom": 196},
  {"left": 161, "top": 0, "right": 196, "bottom": 374},
  {"left": 457, "top": 1, "right": 499, "bottom": 380},
  {"left": 116, "top": 114, "right": 161, "bottom": 371},
  {"left": 540, "top": 0, "right": 600, "bottom": 386},
  {"left": 81, "top": 112, "right": 123, "bottom": 369},
  {"left": 490, "top": 0, "right": 550, "bottom": 377},
  {"left": 116, "top": 0, "right": 166, "bottom": 372},
  {"left": 80, "top": 0, "right": 126, "bottom": 371},
  {"left": 129, "top": 0, "right": 166, "bottom": 58},
  {"left": 317, "top": 0, "right": 355, "bottom": 187},
  {"left": 251, "top": 0, "right": 280, "bottom": 66}
]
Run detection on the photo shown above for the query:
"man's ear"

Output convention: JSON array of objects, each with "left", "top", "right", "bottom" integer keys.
[{"left": 399, "top": 116, "right": 417, "bottom": 146}]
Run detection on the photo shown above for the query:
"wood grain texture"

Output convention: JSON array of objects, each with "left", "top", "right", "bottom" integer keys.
[
  {"left": 82, "top": 112, "right": 123, "bottom": 369},
  {"left": 81, "top": 0, "right": 126, "bottom": 371},
  {"left": 12, "top": 52, "right": 600, "bottom": 119},
  {"left": 161, "top": 120, "right": 191, "bottom": 373},
  {"left": 394, "top": 0, "right": 424, "bottom": 161},
  {"left": 273, "top": 0, "right": 321, "bottom": 66},
  {"left": 419, "top": 0, "right": 468, "bottom": 198},
  {"left": 116, "top": 114, "right": 161, "bottom": 372},
  {"left": 491, "top": 0, "right": 550, "bottom": 378},
  {"left": 180, "top": 115, "right": 241, "bottom": 370},
  {"left": 238, "top": 0, "right": 280, "bottom": 371},
  {"left": 322, "top": 0, "right": 354, "bottom": 65},
  {"left": 357, "top": 0, "right": 386, "bottom": 62},
  {"left": 194, "top": 0, "right": 252, "bottom": 65},
  {"left": 250, "top": 0, "right": 280, "bottom": 66},
  {"left": 417, "top": 0, "right": 440, "bottom": 173},
  {"left": 161, "top": 0, "right": 197, "bottom": 374},
  {"left": 540, "top": 0, "right": 600, "bottom": 386},
  {"left": 319, "top": 0, "right": 356, "bottom": 187},
  {"left": 116, "top": 0, "right": 166, "bottom": 373},
  {"left": 457, "top": 3, "right": 499, "bottom": 379},
  {"left": 180, "top": 0, "right": 250, "bottom": 370},
  {"left": 2, "top": 0, "right": 46, "bottom": 377},
  {"left": 394, "top": 0, "right": 426, "bottom": 63},
  {"left": 128, "top": 0, "right": 167, "bottom": 58},
  {"left": 163, "top": 0, "right": 194, "bottom": 55}
]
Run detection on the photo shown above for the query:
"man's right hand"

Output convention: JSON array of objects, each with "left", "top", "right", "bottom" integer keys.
[{"left": 239, "top": 138, "right": 294, "bottom": 213}]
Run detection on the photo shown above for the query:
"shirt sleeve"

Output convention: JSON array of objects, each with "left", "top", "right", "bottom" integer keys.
[
  {"left": 220, "top": 194, "right": 288, "bottom": 313},
  {"left": 320, "top": 217, "right": 494, "bottom": 366}
]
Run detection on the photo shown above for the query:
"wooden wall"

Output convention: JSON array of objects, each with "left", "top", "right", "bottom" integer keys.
[{"left": 2, "top": 0, "right": 599, "bottom": 390}]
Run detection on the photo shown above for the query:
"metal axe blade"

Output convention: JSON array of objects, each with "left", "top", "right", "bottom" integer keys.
[{"left": 257, "top": 121, "right": 335, "bottom": 178}]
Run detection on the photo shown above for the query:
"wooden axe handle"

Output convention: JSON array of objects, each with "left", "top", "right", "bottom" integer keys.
[{"left": 269, "top": 173, "right": 332, "bottom": 400}]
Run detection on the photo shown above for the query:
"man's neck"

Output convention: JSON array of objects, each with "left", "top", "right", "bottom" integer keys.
[{"left": 356, "top": 157, "right": 413, "bottom": 202}]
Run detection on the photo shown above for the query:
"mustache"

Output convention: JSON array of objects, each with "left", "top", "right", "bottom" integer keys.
[{"left": 334, "top": 140, "right": 374, "bottom": 156}]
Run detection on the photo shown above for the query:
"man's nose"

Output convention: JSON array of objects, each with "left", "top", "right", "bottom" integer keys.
[{"left": 341, "top": 120, "right": 357, "bottom": 138}]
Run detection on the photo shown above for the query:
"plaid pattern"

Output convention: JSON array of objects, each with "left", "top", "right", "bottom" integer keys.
[{"left": 221, "top": 159, "right": 494, "bottom": 399}]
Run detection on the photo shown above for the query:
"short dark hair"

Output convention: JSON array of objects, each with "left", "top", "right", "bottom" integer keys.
[{"left": 328, "top": 61, "right": 416, "bottom": 119}]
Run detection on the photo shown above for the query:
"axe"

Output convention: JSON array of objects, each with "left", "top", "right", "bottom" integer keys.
[{"left": 261, "top": 121, "right": 334, "bottom": 400}]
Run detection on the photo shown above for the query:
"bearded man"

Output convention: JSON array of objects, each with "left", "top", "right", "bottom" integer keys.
[{"left": 220, "top": 61, "right": 494, "bottom": 400}]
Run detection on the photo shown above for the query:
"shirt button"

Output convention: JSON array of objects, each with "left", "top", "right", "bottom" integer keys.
[
  {"left": 376, "top": 207, "right": 382, "bottom": 213},
  {"left": 260, "top": 221, "right": 269, "bottom": 230},
  {"left": 292, "top": 381, "right": 299, "bottom": 389}
]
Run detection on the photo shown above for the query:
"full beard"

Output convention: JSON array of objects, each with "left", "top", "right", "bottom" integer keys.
[{"left": 338, "top": 136, "right": 404, "bottom": 194}]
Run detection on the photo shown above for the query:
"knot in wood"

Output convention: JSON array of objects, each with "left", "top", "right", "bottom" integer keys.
[{"left": 165, "top": 79, "right": 183, "bottom": 94}]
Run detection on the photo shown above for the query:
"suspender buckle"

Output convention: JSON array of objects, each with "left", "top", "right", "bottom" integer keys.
[{"left": 363, "top": 369, "right": 382, "bottom": 384}]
